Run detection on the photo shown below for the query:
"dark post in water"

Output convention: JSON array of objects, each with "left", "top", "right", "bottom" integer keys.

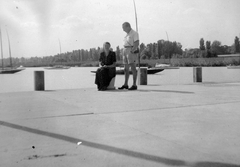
[
  {"left": 138, "top": 67, "right": 147, "bottom": 85},
  {"left": 193, "top": 67, "right": 202, "bottom": 82},
  {"left": 34, "top": 71, "right": 45, "bottom": 91}
]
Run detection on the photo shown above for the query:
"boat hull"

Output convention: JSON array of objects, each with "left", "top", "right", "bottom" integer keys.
[
  {"left": 91, "top": 68, "right": 164, "bottom": 75},
  {"left": 0, "top": 69, "right": 24, "bottom": 74},
  {"left": 227, "top": 66, "right": 240, "bottom": 69},
  {"left": 44, "top": 66, "right": 70, "bottom": 70}
]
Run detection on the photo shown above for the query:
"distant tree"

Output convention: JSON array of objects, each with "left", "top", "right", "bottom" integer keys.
[
  {"left": 81, "top": 49, "right": 87, "bottom": 61},
  {"left": 116, "top": 46, "right": 121, "bottom": 61},
  {"left": 151, "top": 43, "right": 158, "bottom": 59},
  {"left": 77, "top": 50, "right": 81, "bottom": 61},
  {"left": 221, "top": 45, "right": 231, "bottom": 55},
  {"left": 139, "top": 43, "right": 146, "bottom": 59},
  {"left": 156, "top": 40, "right": 183, "bottom": 59},
  {"left": 183, "top": 48, "right": 200, "bottom": 58},
  {"left": 148, "top": 43, "right": 153, "bottom": 59},
  {"left": 71, "top": 50, "right": 78, "bottom": 61},
  {"left": 163, "top": 41, "right": 172, "bottom": 59},
  {"left": 157, "top": 40, "right": 164, "bottom": 58},
  {"left": 91, "top": 48, "right": 99, "bottom": 61},
  {"left": 206, "top": 41, "right": 211, "bottom": 50},
  {"left": 231, "top": 43, "right": 236, "bottom": 54},
  {"left": 205, "top": 41, "right": 211, "bottom": 57},
  {"left": 234, "top": 36, "right": 240, "bottom": 53},
  {"left": 89, "top": 49, "right": 94, "bottom": 61},
  {"left": 144, "top": 44, "right": 152, "bottom": 59},
  {"left": 80, "top": 49, "right": 85, "bottom": 61},
  {"left": 199, "top": 38, "right": 205, "bottom": 50},
  {"left": 139, "top": 43, "right": 145, "bottom": 53},
  {"left": 176, "top": 42, "right": 183, "bottom": 55},
  {"left": 211, "top": 40, "right": 221, "bottom": 57},
  {"left": 172, "top": 42, "right": 178, "bottom": 55},
  {"left": 140, "top": 49, "right": 148, "bottom": 59}
]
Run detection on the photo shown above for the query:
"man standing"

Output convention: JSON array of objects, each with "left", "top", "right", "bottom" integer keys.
[{"left": 118, "top": 22, "right": 139, "bottom": 90}]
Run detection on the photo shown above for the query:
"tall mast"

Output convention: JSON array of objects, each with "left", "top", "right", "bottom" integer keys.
[
  {"left": 133, "top": 0, "right": 138, "bottom": 33},
  {"left": 133, "top": 0, "right": 140, "bottom": 69},
  {"left": 6, "top": 29, "right": 12, "bottom": 68},
  {"left": 0, "top": 28, "right": 4, "bottom": 70},
  {"left": 58, "top": 38, "right": 62, "bottom": 64},
  {"left": 58, "top": 38, "right": 62, "bottom": 54},
  {"left": 166, "top": 31, "right": 169, "bottom": 41}
]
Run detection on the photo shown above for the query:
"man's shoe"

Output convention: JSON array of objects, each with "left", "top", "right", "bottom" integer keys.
[
  {"left": 128, "top": 85, "right": 137, "bottom": 90},
  {"left": 118, "top": 85, "right": 129, "bottom": 90}
]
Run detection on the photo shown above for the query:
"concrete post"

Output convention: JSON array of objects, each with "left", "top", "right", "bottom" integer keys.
[
  {"left": 138, "top": 67, "right": 147, "bottom": 85},
  {"left": 193, "top": 67, "right": 202, "bottom": 82},
  {"left": 34, "top": 71, "right": 45, "bottom": 91}
]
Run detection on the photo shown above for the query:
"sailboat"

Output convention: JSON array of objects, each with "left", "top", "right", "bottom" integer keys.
[
  {"left": 0, "top": 28, "right": 24, "bottom": 74},
  {"left": 44, "top": 38, "right": 70, "bottom": 70}
]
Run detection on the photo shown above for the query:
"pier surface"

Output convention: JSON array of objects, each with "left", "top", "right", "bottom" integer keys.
[{"left": 1, "top": 83, "right": 240, "bottom": 167}]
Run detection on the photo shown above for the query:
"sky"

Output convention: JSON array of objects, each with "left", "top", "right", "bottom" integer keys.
[{"left": 0, "top": 0, "right": 240, "bottom": 58}]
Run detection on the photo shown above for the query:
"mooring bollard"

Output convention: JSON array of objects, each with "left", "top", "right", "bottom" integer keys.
[
  {"left": 193, "top": 67, "right": 202, "bottom": 82},
  {"left": 138, "top": 67, "right": 147, "bottom": 85},
  {"left": 34, "top": 71, "right": 45, "bottom": 91}
]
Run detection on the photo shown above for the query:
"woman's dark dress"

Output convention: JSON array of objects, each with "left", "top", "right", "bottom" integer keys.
[{"left": 95, "top": 51, "right": 116, "bottom": 90}]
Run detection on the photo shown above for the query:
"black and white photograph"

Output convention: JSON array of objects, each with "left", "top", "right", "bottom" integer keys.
[{"left": 0, "top": 0, "right": 240, "bottom": 166}]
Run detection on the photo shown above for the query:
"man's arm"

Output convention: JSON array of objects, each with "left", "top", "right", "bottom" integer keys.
[{"left": 132, "top": 40, "right": 139, "bottom": 52}]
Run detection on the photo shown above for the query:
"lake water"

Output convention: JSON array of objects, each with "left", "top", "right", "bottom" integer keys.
[{"left": 0, "top": 67, "right": 240, "bottom": 93}]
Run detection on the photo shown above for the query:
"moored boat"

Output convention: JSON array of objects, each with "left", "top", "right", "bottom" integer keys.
[
  {"left": 91, "top": 68, "right": 164, "bottom": 75},
  {"left": 0, "top": 28, "right": 24, "bottom": 74},
  {"left": 227, "top": 66, "right": 240, "bottom": 69},
  {"left": 155, "top": 63, "right": 179, "bottom": 69},
  {"left": 0, "top": 68, "right": 23, "bottom": 74},
  {"left": 44, "top": 65, "right": 71, "bottom": 70}
]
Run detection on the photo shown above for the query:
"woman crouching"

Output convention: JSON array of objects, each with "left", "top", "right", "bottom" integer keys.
[{"left": 95, "top": 42, "right": 116, "bottom": 91}]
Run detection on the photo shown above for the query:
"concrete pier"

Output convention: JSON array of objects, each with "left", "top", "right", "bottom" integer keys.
[{"left": 1, "top": 83, "right": 240, "bottom": 166}]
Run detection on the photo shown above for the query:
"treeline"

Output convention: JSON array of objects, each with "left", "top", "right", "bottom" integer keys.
[
  {"left": 140, "top": 40, "right": 183, "bottom": 60},
  {"left": 177, "top": 36, "right": 240, "bottom": 59},
  {"left": 139, "top": 36, "right": 240, "bottom": 60},
  {"left": 2, "top": 47, "right": 122, "bottom": 67},
  {"left": 2, "top": 40, "right": 185, "bottom": 67},
  {"left": 2, "top": 36, "right": 240, "bottom": 67}
]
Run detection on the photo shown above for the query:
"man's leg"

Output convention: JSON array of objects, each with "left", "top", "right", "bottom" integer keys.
[
  {"left": 118, "top": 49, "right": 130, "bottom": 90},
  {"left": 130, "top": 63, "right": 137, "bottom": 86},
  {"left": 124, "top": 64, "right": 130, "bottom": 86}
]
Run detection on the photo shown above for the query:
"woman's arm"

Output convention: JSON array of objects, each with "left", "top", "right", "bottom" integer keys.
[
  {"left": 104, "top": 62, "right": 116, "bottom": 68},
  {"left": 99, "top": 62, "right": 104, "bottom": 67},
  {"left": 103, "top": 52, "right": 116, "bottom": 68},
  {"left": 99, "top": 52, "right": 104, "bottom": 67}
]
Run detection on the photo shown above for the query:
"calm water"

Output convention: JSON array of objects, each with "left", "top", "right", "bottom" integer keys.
[{"left": 0, "top": 67, "right": 240, "bottom": 93}]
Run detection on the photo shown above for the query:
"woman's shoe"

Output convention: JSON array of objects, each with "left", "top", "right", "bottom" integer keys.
[
  {"left": 118, "top": 85, "right": 129, "bottom": 90},
  {"left": 101, "top": 87, "right": 107, "bottom": 91}
]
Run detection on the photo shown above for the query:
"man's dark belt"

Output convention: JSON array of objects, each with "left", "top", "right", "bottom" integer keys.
[{"left": 124, "top": 46, "right": 132, "bottom": 48}]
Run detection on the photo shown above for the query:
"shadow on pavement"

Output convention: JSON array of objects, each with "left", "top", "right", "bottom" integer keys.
[
  {"left": 138, "top": 89, "right": 194, "bottom": 94},
  {"left": 106, "top": 89, "right": 194, "bottom": 94},
  {"left": 0, "top": 120, "right": 239, "bottom": 167}
]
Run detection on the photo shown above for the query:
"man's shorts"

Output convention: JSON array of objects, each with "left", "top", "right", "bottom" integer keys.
[{"left": 122, "top": 48, "right": 137, "bottom": 65}]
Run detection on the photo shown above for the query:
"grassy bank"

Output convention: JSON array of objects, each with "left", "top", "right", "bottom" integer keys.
[
  {"left": 139, "top": 56, "right": 240, "bottom": 67},
  {"left": 78, "top": 55, "right": 240, "bottom": 67},
  {"left": 18, "top": 55, "right": 240, "bottom": 68}
]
